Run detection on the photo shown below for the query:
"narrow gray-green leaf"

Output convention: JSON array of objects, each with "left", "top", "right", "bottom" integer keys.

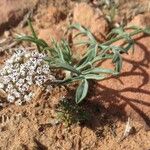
[
  {"left": 115, "top": 55, "right": 122, "bottom": 72},
  {"left": 82, "top": 67, "right": 115, "bottom": 75},
  {"left": 75, "top": 79, "right": 89, "bottom": 104},
  {"left": 84, "top": 74, "right": 106, "bottom": 80}
]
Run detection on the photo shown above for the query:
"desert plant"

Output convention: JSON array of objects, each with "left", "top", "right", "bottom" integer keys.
[
  {"left": 17, "top": 20, "right": 150, "bottom": 104},
  {"left": 56, "top": 98, "right": 89, "bottom": 126}
]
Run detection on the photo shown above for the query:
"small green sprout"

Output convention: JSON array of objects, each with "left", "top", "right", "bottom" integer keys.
[
  {"left": 56, "top": 99, "right": 89, "bottom": 126},
  {"left": 16, "top": 20, "right": 150, "bottom": 104}
]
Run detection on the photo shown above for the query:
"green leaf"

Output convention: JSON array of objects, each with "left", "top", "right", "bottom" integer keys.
[
  {"left": 50, "top": 39, "right": 72, "bottom": 64},
  {"left": 112, "top": 51, "right": 119, "bottom": 63},
  {"left": 75, "top": 79, "right": 89, "bottom": 104},
  {"left": 82, "top": 67, "right": 115, "bottom": 75},
  {"left": 143, "top": 27, "right": 150, "bottom": 35},
  {"left": 92, "top": 54, "right": 113, "bottom": 64},
  {"left": 60, "top": 40, "right": 72, "bottom": 63},
  {"left": 112, "top": 51, "right": 123, "bottom": 73},
  {"left": 108, "top": 26, "right": 133, "bottom": 43},
  {"left": 84, "top": 74, "right": 106, "bottom": 80},
  {"left": 69, "top": 24, "right": 96, "bottom": 42},
  {"left": 125, "top": 26, "right": 141, "bottom": 31},
  {"left": 123, "top": 42, "right": 134, "bottom": 53},
  {"left": 115, "top": 55, "right": 122, "bottom": 72},
  {"left": 45, "top": 58, "right": 80, "bottom": 75},
  {"left": 107, "top": 27, "right": 124, "bottom": 38},
  {"left": 73, "top": 40, "right": 93, "bottom": 46},
  {"left": 50, "top": 76, "right": 84, "bottom": 84},
  {"left": 77, "top": 44, "right": 98, "bottom": 70},
  {"left": 16, "top": 35, "right": 48, "bottom": 48},
  {"left": 110, "top": 6, "right": 116, "bottom": 22},
  {"left": 27, "top": 19, "right": 41, "bottom": 52},
  {"left": 28, "top": 19, "right": 38, "bottom": 39}
]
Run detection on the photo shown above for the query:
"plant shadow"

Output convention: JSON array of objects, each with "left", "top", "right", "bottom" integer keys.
[{"left": 84, "top": 36, "right": 150, "bottom": 133}]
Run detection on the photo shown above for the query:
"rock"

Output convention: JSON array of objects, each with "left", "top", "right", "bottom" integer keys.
[
  {"left": 38, "top": 25, "right": 64, "bottom": 44},
  {"left": 128, "top": 12, "right": 150, "bottom": 28},
  {"left": 0, "top": 0, "right": 38, "bottom": 34},
  {"left": 73, "top": 2, "right": 109, "bottom": 42},
  {"left": 127, "top": 13, "right": 150, "bottom": 39},
  {"left": 35, "top": 6, "right": 66, "bottom": 29},
  {"left": 37, "top": 6, "right": 66, "bottom": 43},
  {"left": 41, "top": 6, "right": 65, "bottom": 25}
]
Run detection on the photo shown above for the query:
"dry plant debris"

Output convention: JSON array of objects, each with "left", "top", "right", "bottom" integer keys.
[{"left": 118, "top": 117, "right": 135, "bottom": 142}]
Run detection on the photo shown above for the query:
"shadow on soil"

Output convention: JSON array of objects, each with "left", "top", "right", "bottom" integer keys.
[{"left": 85, "top": 37, "right": 150, "bottom": 132}]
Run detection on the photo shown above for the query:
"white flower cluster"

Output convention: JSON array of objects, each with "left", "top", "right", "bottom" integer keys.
[{"left": 0, "top": 49, "right": 55, "bottom": 106}]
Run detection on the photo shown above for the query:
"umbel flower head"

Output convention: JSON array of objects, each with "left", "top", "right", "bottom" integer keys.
[{"left": 0, "top": 48, "right": 55, "bottom": 106}]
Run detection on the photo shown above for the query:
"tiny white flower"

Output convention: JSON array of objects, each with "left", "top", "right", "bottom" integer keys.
[
  {"left": 7, "top": 94, "right": 15, "bottom": 103},
  {"left": 26, "top": 76, "right": 33, "bottom": 85},
  {"left": 3, "top": 76, "right": 11, "bottom": 84},
  {"left": 24, "top": 52, "right": 31, "bottom": 58},
  {"left": 18, "top": 79, "right": 25, "bottom": 85},
  {"left": 25, "top": 61, "right": 32, "bottom": 67},
  {"left": 35, "top": 80, "right": 42, "bottom": 86},
  {"left": 5, "top": 87, "right": 9, "bottom": 92},
  {"left": 14, "top": 56, "right": 22, "bottom": 63},
  {"left": 24, "top": 95, "right": 30, "bottom": 102},
  {"left": 36, "top": 67, "right": 42, "bottom": 74},
  {"left": 7, "top": 83, "right": 13, "bottom": 90},
  {"left": 15, "top": 99, "right": 22, "bottom": 106},
  {"left": 29, "top": 92, "right": 33, "bottom": 97},
  {"left": 9, "top": 88, "right": 16, "bottom": 94},
  {"left": 15, "top": 49, "right": 25, "bottom": 56},
  {"left": 20, "top": 70, "right": 26, "bottom": 76},
  {"left": 12, "top": 77, "right": 17, "bottom": 83},
  {"left": 21, "top": 84, "right": 29, "bottom": 92},
  {"left": 43, "top": 64, "right": 49, "bottom": 68},
  {"left": 26, "top": 75, "right": 32, "bottom": 81},
  {"left": 18, "top": 86, "right": 25, "bottom": 93},
  {"left": 0, "top": 71, "right": 5, "bottom": 76},
  {"left": 30, "top": 57, "right": 37, "bottom": 63},
  {"left": 6, "top": 58, "right": 14, "bottom": 64},
  {"left": 13, "top": 63, "right": 20, "bottom": 69},
  {"left": 20, "top": 64, "right": 25, "bottom": 69},
  {"left": 7, "top": 69, "right": 12, "bottom": 74},
  {"left": 0, "top": 83, "right": 4, "bottom": 89},
  {"left": 14, "top": 91, "right": 21, "bottom": 98},
  {"left": 24, "top": 92, "right": 33, "bottom": 102},
  {"left": 38, "top": 53, "right": 45, "bottom": 58},
  {"left": 28, "top": 80, "right": 33, "bottom": 86},
  {"left": 36, "top": 59, "right": 43, "bottom": 65},
  {"left": 27, "top": 70, "right": 35, "bottom": 76},
  {"left": 16, "top": 82, "right": 22, "bottom": 88},
  {"left": 42, "top": 64, "right": 50, "bottom": 73},
  {"left": 31, "top": 51, "right": 38, "bottom": 57},
  {"left": 30, "top": 66, "right": 36, "bottom": 72}
]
